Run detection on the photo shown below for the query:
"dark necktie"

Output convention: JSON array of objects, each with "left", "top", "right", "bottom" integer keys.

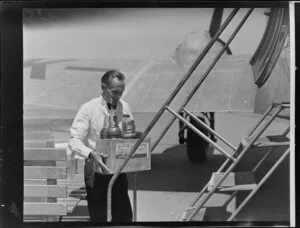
[{"left": 107, "top": 103, "right": 117, "bottom": 110}]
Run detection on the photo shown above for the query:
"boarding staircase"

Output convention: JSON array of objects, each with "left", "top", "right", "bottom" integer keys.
[
  {"left": 179, "top": 101, "right": 290, "bottom": 221},
  {"left": 106, "top": 7, "right": 290, "bottom": 222}
]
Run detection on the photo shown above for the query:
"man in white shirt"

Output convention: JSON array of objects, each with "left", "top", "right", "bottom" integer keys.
[{"left": 68, "top": 70, "right": 133, "bottom": 222}]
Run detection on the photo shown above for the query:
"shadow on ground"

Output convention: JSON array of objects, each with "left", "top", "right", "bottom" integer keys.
[{"left": 127, "top": 144, "right": 225, "bottom": 192}]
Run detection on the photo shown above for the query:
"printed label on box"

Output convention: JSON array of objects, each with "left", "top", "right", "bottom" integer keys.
[{"left": 116, "top": 142, "right": 147, "bottom": 159}]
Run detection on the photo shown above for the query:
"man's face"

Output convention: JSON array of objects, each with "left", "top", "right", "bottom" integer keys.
[{"left": 102, "top": 77, "right": 125, "bottom": 106}]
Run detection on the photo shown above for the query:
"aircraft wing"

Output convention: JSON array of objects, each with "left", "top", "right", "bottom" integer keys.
[
  {"left": 124, "top": 55, "right": 256, "bottom": 113},
  {"left": 24, "top": 55, "right": 258, "bottom": 120},
  {"left": 23, "top": 58, "right": 148, "bottom": 119}
]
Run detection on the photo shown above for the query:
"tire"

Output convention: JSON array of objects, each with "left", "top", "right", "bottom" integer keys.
[
  {"left": 178, "top": 111, "right": 187, "bottom": 144},
  {"left": 186, "top": 115, "right": 209, "bottom": 162}
]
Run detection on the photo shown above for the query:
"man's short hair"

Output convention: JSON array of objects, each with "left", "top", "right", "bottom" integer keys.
[{"left": 101, "top": 70, "right": 125, "bottom": 86}]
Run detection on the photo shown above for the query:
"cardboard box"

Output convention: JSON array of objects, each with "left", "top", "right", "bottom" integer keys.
[{"left": 95, "top": 138, "right": 151, "bottom": 174}]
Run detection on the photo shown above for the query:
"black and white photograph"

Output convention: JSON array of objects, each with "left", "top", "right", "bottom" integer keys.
[{"left": 17, "top": 3, "right": 295, "bottom": 226}]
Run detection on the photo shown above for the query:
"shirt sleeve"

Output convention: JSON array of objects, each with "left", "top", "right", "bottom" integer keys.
[{"left": 68, "top": 104, "right": 93, "bottom": 159}]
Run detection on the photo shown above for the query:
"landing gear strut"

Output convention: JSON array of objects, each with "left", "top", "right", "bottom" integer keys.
[{"left": 178, "top": 112, "right": 216, "bottom": 162}]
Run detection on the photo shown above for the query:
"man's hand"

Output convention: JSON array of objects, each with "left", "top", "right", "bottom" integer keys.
[{"left": 89, "top": 151, "right": 110, "bottom": 174}]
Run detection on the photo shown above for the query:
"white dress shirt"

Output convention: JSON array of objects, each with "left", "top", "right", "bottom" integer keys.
[{"left": 68, "top": 95, "right": 134, "bottom": 159}]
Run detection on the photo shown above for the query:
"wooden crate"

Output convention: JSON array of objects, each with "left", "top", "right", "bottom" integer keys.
[
  {"left": 95, "top": 138, "right": 151, "bottom": 174},
  {"left": 24, "top": 144, "right": 68, "bottom": 221},
  {"left": 23, "top": 131, "right": 76, "bottom": 222}
]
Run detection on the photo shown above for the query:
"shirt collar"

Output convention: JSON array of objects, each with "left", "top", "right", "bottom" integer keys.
[{"left": 99, "top": 95, "right": 121, "bottom": 111}]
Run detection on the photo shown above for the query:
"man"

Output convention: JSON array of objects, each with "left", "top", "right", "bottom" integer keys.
[{"left": 68, "top": 70, "right": 133, "bottom": 222}]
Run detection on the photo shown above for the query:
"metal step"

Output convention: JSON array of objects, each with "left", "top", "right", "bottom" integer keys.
[
  {"left": 242, "top": 135, "right": 289, "bottom": 148},
  {"left": 208, "top": 172, "right": 257, "bottom": 192}
]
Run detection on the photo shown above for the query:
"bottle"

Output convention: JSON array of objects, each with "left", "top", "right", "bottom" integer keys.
[
  {"left": 122, "top": 114, "right": 136, "bottom": 138},
  {"left": 107, "top": 113, "right": 122, "bottom": 138}
]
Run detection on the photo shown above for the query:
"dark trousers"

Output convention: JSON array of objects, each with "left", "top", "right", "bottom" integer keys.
[{"left": 84, "top": 169, "right": 133, "bottom": 222}]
